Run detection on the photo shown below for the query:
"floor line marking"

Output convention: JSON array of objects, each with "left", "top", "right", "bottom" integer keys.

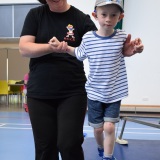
[
  {"left": 0, "top": 127, "right": 32, "bottom": 129},
  {"left": 120, "top": 132, "right": 160, "bottom": 135},
  {"left": 0, "top": 122, "right": 31, "bottom": 125},
  {"left": 0, "top": 123, "right": 6, "bottom": 127},
  {"left": 83, "top": 130, "right": 160, "bottom": 135},
  {"left": 83, "top": 126, "right": 160, "bottom": 131}
]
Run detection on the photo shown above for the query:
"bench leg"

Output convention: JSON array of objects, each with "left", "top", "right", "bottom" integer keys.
[{"left": 116, "top": 119, "right": 128, "bottom": 144}]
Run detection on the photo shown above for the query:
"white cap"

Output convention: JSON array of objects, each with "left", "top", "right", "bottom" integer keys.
[{"left": 95, "top": 0, "right": 124, "bottom": 12}]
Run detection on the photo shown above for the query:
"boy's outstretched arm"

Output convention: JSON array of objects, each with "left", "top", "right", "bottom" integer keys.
[
  {"left": 66, "top": 46, "right": 76, "bottom": 57},
  {"left": 123, "top": 34, "right": 144, "bottom": 57}
]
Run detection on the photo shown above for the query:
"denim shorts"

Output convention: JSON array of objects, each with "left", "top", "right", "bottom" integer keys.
[{"left": 87, "top": 98, "right": 121, "bottom": 128}]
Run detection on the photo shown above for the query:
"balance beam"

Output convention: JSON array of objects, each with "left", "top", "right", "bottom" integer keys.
[{"left": 116, "top": 116, "right": 160, "bottom": 145}]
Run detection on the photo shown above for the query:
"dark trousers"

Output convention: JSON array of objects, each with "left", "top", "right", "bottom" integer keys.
[{"left": 27, "top": 95, "right": 87, "bottom": 160}]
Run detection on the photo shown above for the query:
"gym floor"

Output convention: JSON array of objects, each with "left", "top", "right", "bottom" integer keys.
[{"left": 0, "top": 98, "right": 160, "bottom": 160}]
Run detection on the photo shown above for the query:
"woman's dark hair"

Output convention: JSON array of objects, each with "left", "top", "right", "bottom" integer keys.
[{"left": 37, "top": 0, "right": 47, "bottom": 4}]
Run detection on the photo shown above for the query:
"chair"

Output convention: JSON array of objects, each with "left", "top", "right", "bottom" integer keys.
[
  {"left": 8, "top": 80, "right": 21, "bottom": 85},
  {"left": 0, "top": 80, "right": 13, "bottom": 105},
  {"left": 8, "top": 80, "right": 23, "bottom": 103}
]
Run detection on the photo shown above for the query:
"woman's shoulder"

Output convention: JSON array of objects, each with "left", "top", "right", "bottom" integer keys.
[
  {"left": 70, "top": 6, "right": 88, "bottom": 17},
  {"left": 70, "top": 6, "right": 96, "bottom": 30},
  {"left": 29, "top": 4, "right": 48, "bottom": 14}
]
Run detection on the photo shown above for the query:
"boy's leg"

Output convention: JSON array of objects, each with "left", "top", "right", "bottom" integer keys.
[
  {"left": 94, "top": 127, "right": 104, "bottom": 157},
  {"left": 103, "top": 101, "right": 121, "bottom": 159},
  {"left": 87, "top": 98, "right": 104, "bottom": 157},
  {"left": 103, "top": 122, "right": 116, "bottom": 157},
  {"left": 94, "top": 127, "right": 104, "bottom": 148}
]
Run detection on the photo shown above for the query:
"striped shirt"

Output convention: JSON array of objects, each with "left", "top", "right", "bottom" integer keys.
[{"left": 75, "top": 30, "right": 128, "bottom": 103}]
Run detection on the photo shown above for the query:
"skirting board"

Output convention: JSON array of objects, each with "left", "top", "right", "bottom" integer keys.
[{"left": 121, "top": 105, "right": 160, "bottom": 113}]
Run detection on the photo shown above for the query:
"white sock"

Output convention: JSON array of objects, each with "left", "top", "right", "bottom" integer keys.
[
  {"left": 97, "top": 145, "right": 104, "bottom": 149},
  {"left": 104, "top": 154, "right": 112, "bottom": 158}
]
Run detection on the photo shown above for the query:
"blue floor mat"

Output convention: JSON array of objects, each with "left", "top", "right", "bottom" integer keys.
[{"left": 83, "top": 138, "right": 160, "bottom": 160}]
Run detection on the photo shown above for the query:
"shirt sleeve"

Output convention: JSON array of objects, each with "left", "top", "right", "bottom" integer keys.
[
  {"left": 75, "top": 39, "right": 87, "bottom": 61},
  {"left": 20, "top": 9, "right": 38, "bottom": 37}
]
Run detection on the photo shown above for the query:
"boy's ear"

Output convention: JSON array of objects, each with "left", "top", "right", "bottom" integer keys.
[
  {"left": 118, "top": 13, "right": 124, "bottom": 21},
  {"left": 92, "top": 11, "right": 97, "bottom": 19}
]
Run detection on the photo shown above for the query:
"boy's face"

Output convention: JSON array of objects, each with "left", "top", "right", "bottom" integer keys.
[{"left": 94, "top": 4, "right": 124, "bottom": 31}]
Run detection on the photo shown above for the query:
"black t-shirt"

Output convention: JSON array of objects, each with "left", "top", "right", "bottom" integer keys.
[{"left": 21, "top": 4, "right": 97, "bottom": 99}]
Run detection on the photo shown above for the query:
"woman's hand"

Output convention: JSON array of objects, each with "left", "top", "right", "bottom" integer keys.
[{"left": 48, "top": 37, "right": 68, "bottom": 53}]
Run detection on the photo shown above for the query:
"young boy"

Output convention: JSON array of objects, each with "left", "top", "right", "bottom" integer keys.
[{"left": 49, "top": 0, "right": 144, "bottom": 159}]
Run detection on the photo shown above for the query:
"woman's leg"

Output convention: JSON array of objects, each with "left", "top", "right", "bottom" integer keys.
[
  {"left": 27, "top": 98, "right": 59, "bottom": 160},
  {"left": 57, "top": 95, "right": 87, "bottom": 160}
]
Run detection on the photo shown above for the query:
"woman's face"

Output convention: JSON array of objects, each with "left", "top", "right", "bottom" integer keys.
[
  {"left": 46, "top": 0, "right": 69, "bottom": 12},
  {"left": 48, "top": 0, "right": 61, "bottom": 2}
]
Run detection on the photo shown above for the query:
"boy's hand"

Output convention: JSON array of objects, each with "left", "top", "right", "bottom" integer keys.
[
  {"left": 133, "top": 38, "right": 144, "bottom": 54},
  {"left": 123, "top": 34, "right": 144, "bottom": 57}
]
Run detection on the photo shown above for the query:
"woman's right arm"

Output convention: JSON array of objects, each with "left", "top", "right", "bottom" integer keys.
[
  {"left": 19, "top": 35, "right": 68, "bottom": 58},
  {"left": 19, "top": 35, "right": 53, "bottom": 58},
  {"left": 19, "top": 8, "right": 61, "bottom": 58}
]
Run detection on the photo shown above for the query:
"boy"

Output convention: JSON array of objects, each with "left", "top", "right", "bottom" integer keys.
[{"left": 49, "top": 0, "right": 144, "bottom": 159}]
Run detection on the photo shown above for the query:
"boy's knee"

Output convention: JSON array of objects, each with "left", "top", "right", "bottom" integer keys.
[
  {"left": 103, "top": 122, "right": 115, "bottom": 134},
  {"left": 94, "top": 127, "right": 103, "bottom": 134}
]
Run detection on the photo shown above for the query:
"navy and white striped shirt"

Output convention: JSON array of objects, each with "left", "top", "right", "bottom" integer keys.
[{"left": 75, "top": 30, "right": 128, "bottom": 103}]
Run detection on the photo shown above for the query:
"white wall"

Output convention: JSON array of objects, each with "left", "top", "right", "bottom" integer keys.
[
  {"left": 69, "top": 0, "right": 160, "bottom": 105},
  {"left": 0, "top": 0, "right": 39, "bottom": 4},
  {"left": 1, "top": 0, "right": 160, "bottom": 105},
  {"left": 122, "top": 0, "right": 160, "bottom": 105}
]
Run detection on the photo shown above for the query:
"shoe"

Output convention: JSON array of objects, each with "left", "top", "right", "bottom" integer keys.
[
  {"left": 103, "top": 156, "right": 117, "bottom": 160},
  {"left": 98, "top": 148, "right": 104, "bottom": 157},
  {"left": 83, "top": 133, "right": 87, "bottom": 137}
]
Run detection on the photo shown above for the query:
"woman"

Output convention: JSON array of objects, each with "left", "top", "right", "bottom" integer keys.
[{"left": 19, "top": 0, "right": 97, "bottom": 160}]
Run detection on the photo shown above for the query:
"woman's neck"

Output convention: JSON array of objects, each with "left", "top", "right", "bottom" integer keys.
[{"left": 49, "top": 3, "right": 70, "bottom": 13}]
